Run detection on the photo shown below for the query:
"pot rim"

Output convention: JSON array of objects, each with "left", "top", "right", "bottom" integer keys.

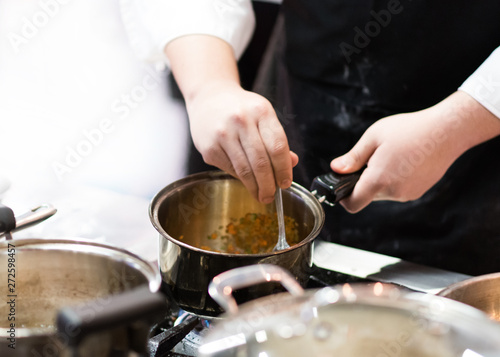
[
  {"left": 149, "top": 170, "right": 325, "bottom": 257},
  {"left": 437, "top": 271, "right": 500, "bottom": 297},
  {"left": 1, "top": 237, "right": 161, "bottom": 290},
  {"left": 215, "top": 282, "right": 499, "bottom": 322},
  {"left": 200, "top": 282, "right": 500, "bottom": 356}
]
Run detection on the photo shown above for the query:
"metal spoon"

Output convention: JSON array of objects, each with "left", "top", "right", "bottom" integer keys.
[{"left": 273, "top": 187, "right": 289, "bottom": 251}]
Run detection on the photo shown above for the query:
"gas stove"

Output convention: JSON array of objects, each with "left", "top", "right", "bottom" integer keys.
[
  {"left": 146, "top": 270, "right": 364, "bottom": 357},
  {"left": 145, "top": 241, "right": 471, "bottom": 357},
  {"left": 147, "top": 308, "right": 200, "bottom": 357}
]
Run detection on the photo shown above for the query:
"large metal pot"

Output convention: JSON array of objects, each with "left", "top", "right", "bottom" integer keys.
[
  {"left": 199, "top": 264, "right": 500, "bottom": 357},
  {"left": 149, "top": 171, "right": 326, "bottom": 317},
  {"left": 0, "top": 237, "right": 163, "bottom": 357},
  {"left": 0, "top": 204, "right": 164, "bottom": 357}
]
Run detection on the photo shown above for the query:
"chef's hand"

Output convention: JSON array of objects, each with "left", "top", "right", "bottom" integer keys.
[
  {"left": 187, "top": 80, "right": 299, "bottom": 203},
  {"left": 331, "top": 91, "right": 500, "bottom": 213},
  {"left": 165, "top": 35, "right": 298, "bottom": 204}
]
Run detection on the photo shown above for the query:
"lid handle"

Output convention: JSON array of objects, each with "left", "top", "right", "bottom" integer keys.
[{"left": 208, "top": 264, "right": 304, "bottom": 314}]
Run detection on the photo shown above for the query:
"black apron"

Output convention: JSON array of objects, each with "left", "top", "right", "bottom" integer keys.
[{"left": 273, "top": 0, "right": 500, "bottom": 275}]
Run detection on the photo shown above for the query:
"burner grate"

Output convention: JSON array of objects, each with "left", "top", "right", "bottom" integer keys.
[
  {"left": 148, "top": 312, "right": 199, "bottom": 357},
  {"left": 147, "top": 267, "right": 365, "bottom": 356}
]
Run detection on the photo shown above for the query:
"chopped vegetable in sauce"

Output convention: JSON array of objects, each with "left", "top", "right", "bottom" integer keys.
[{"left": 203, "top": 212, "right": 300, "bottom": 254}]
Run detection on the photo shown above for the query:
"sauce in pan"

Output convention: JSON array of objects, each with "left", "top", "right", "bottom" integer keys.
[{"left": 180, "top": 212, "right": 300, "bottom": 254}]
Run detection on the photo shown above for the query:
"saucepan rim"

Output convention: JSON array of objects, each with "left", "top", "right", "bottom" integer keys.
[{"left": 149, "top": 170, "right": 325, "bottom": 257}]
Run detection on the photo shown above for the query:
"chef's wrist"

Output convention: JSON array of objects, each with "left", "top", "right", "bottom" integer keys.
[{"left": 186, "top": 79, "right": 243, "bottom": 106}]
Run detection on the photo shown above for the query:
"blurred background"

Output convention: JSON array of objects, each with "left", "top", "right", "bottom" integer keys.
[
  {"left": 0, "top": 0, "right": 189, "bottom": 260},
  {"left": 0, "top": 0, "right": 280, "bottom": 261}
]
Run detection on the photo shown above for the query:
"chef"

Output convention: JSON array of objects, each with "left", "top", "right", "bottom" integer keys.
[{"left": 127, "top": 0, "right": 500, "bottom": 275}]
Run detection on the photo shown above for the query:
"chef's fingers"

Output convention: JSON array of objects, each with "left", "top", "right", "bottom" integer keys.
[
  {"left": 238, "top": 123, "right": 277, "bottom": 204},
  {"left": 208, "top": 126, "right": 258, "bottom": 199},
  {"left": 330, "top": 132, "right": 379, "bottom": 212},
  {"left": 290, "top": 151, "right": 299, "bottom": 168},
  {"left": 201, "top": 142, "right": 239, "bottom": 179},
  {"left": 258, "top": 118, "right": 293, "bottom": 190},
  {"left": 224, "top": 149, "right": 259, "bottom": 201},
  {"left": 337, "top": 166, "right": 382, "bottom": 213},
  {"left": 330, "top": 135, "right": 378, "bottom": 174}
]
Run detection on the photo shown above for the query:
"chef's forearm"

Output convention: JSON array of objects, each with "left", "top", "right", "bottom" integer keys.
[{"left": 165, "top": 35, "right": 241, "bottom": 102}]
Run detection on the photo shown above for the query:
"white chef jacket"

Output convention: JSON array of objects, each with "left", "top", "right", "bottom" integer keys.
[
  {"left": 120, "top": 0, "right": 256, "bottom": 67},
  {"left": 460, "top": 47, "right": 500, "bottom": 119},
  {"left": 0, "top": 0, "right": 190, "bottom": 260},
  {"left": 121, "top": 0, "right": 500, "bottom": 119}
]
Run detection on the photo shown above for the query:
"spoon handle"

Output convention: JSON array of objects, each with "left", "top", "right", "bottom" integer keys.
[{"left": 274, "top": 187, "right": 289, "bottom": 251}]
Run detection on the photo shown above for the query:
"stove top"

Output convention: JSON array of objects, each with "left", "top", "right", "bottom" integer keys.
[
  {"left": 146, "top": 264, "right": 369, "bottom": 357},
  {"left": 145, "top": 241, "right": 471, "bottom": 357}
]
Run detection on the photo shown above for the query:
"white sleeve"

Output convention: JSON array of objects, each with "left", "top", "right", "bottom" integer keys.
[
  {"left": 120, "top": 0, "right": 256, "bottom": 68},
  {"left": 459, "top": 47, "right": 500, "bottom": 119}
]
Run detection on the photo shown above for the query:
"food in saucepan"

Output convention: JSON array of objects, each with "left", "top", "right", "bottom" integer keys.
[{"left": 180, "top": 212, "right": 300, "bottom": 254}]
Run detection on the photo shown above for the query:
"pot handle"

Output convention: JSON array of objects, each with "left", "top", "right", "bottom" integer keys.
[
  {"left": 57, "top": 286, "right": 169, "bottom": 355},
  {"left": 0, "top": 203, "right": 57, "bottom": 239},
  {"left": 209, "top": 264, "right": 304, "bottom": 315},
  {"left": 0, "top": 204, "right": 16, "bottom": 237},
  {"left": 310, "top": 168, "right": 364, "bottom": 206}
]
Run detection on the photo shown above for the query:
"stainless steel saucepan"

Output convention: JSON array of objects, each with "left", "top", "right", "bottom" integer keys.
[
  {"left": 150, "top": 171, "right": 325, "bottom": 317},
  {"left": 149, "top": 170, "right": 359, "bottom": 317}
]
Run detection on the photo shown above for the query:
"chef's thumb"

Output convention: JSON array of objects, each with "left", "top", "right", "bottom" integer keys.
[{"left": 330, "top": 145, "right": 373, "bottom": 174}]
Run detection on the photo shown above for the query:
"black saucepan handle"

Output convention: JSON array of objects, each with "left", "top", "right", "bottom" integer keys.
[
  {"left": 56, "top": 286, "right": 169, "bottom": 355},
  {"left": 0, "top": 204, "right": 16, "bottom": 235},
  {"left": 310, "top": 169, "right": 364, "bottom": 206}
]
